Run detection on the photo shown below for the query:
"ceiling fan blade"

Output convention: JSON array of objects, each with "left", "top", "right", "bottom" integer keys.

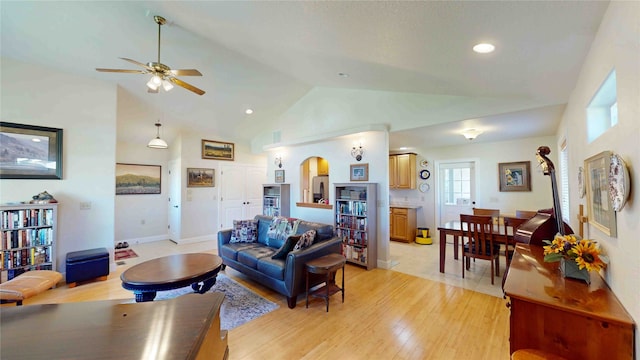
[
  {"left": 169, "top": 77, "right": 205, "bottom": 96},
  {"left": 96, "top": 68, "right": 146, "bottom": 74},
  {"left": 119, "top": 57, "right": 154, "bottom": 71},
  {"left": 170, "top": 69, "right": 203, "bottom": 76}
]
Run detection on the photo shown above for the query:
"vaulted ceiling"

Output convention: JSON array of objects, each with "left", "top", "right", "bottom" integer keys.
[{"left": 1, "top": 1, "right": 609, "bottom": 151}]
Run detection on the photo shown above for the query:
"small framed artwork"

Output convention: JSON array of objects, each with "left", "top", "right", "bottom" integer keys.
[
  {"left": 584, "top": 151, "right": 616, "bottom": 237},
  {"left": 275, "top": 169, "right": 285, "bottom": 183},
  {"left": 498, "top": 161, "right": 531, "bottom": 192},
  {"left": 350, "top": 163, "right": 369, "bottom": 181},
  {"left": 187, "top": 168, "right": 214, "bottom": 187},
  {"left": 0, "top": 122, "right": 63, "bottom": 179},
  {"left": 202, "top": 139, "right": 234, "bottom": 161},
  {"left": 116, "top": 163, "right": 161, "bottom": 195}
]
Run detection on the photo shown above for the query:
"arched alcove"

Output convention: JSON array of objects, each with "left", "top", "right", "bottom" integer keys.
[{"left": 300, "top": 156, "right": 330, "bottom": 205}]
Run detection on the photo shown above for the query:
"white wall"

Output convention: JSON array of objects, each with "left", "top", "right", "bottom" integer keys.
[
  {"left": 557, "top": 1, "right": 639, "bottom": 348},
  {"left": 265, "top": 130, "right": 392, "bottom": 268},
  {"left": 1, "top": 57, "right": 117, "bottom": 273},
  {"left": 397, "top": 136, "right": 557, "bottom": 230}
]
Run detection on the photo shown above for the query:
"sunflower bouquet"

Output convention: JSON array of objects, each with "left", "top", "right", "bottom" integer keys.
[{"left": 542, "top": 233, "right": 609, "bottom": 272}]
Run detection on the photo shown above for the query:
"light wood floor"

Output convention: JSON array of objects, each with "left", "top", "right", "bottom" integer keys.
[{"left": 2, "top": 241, "right": 511, "bottom": 359}]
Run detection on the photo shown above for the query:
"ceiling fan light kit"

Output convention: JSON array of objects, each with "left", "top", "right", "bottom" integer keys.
[{"left": 96, "top": 15, "right": 205, "bottom": 96}]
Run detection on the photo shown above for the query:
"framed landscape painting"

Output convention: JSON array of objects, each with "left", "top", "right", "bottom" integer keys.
[
  {"left": 202, "top": 139, "right": 234, "bottom": 161},
  {"left": 187, "top": 168, "right": 214, "bottom": 187},
  {"left": 115, "top": 163, "right": 161, "bottom": 195},
  {"left": 584, "top": 151, "right": 616, "bottom": 237},
  {"left": 498, "top": 161, "right": 531, "bottom": 192},
  {"left": 0, "top": 122, "right": 63, "bottom": 179}
]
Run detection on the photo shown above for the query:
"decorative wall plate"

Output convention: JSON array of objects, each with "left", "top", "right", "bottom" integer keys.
[
  {"left": 419, "top": 183, "right": 430, "bottom": 193},
  {"left": 577, "top": 166, "right": 585, "bottom": 199},
  {"left": 609, "top": 153, "right": 630, "bottom": 211},
  {"left": 420, "top": 159, "right": 428, "bottom": 168},
  {"left": 419, "top": 169, "right": 431, "bottom": 180}
]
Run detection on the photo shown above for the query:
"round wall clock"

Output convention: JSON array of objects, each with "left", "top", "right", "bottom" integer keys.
[{"left": 419, "top": 169, "right": 431, "bottom": 180}]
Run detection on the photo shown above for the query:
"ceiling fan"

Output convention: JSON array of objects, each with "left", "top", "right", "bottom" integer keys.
[{"left": 96, "top": 15, "right": 205, "bottom": 96}]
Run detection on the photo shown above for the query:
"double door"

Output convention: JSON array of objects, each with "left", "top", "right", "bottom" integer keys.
[{"left": 218, "top": 165, "right": 266, "bottom": 229}]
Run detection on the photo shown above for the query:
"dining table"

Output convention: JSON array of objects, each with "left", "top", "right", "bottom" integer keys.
[{"left": 437, "top": 220, "right": 513, "bottom": 273}]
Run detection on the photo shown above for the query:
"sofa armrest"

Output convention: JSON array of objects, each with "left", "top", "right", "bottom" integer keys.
[
  {"left": 283, "top": 237, "right": 342, "bottom": 295},
  {"left": 217, "top": 229, "right": 232, "bottom": 251}
]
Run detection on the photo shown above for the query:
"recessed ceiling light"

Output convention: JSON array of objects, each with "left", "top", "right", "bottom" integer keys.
[
  {"left": 338, "top": 72, "right": 349, "bottom": 78},
  {"left": 399, "top": 147, "right": 408, "bottom": 150},
  {"left": 473, "top": 43, "right": 495, "bottom": 54},
  {"left": 245, "top": 109, "right": 254, "bottom": 115}
]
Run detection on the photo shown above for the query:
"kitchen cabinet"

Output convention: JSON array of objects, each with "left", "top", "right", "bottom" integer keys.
[
  {"left": 390, "top": 207, "right": 417, "bottom": 243},
  {"left": 389, "top": 153, "right": 416, "bottom": 189}
]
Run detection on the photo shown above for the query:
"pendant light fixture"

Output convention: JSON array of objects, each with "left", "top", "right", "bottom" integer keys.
[{"left": 147, "top": 121, "right": 168, "bottom": 149}]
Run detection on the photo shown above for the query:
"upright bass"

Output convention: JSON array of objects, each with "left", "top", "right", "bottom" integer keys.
[{"left": 514, "top": 146, "right": 573, "bottom": 246}]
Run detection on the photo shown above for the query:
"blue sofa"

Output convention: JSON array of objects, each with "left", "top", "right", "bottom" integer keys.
[{"left": 218, "top": 215, "right": 341, "bottom": 308}]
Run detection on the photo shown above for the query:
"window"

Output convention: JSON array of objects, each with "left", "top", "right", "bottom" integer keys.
[
  {"left": 442, "top": 167, "right": 471, "bottom": 205},
  {"left": 587, "top": 70, "right": 617, "bottom": 142}
]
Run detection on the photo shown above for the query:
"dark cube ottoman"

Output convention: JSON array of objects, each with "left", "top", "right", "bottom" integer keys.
[{"left": 66, "top": 247, "right": 109, "bottom": 288}]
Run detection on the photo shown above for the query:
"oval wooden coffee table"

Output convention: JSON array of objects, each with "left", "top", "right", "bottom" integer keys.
[{"left": 121, "top": 253, "right": 223, "bottom": 302}]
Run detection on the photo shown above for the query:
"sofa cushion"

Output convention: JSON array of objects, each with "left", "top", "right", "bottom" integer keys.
[
  {"left": 271, "top": 235, "right": 300, "bottom": 260},
  {"left": 237, "top": 246, "right": 277, "bottom": 269},
  {"left": 220, "top": 243, "right": 261, "bottom": 261},
  {"left": 297, "top": 221, "right": 334, "bottom": 241},
  {"left": 230, "top": 219, "right": 258, "bottom": 243},
  {"left": 257, "top": 257, "right": 285, "bottom": 280},
  {"left": 293, "top": 229, "right": 316, "bottom": 251}
]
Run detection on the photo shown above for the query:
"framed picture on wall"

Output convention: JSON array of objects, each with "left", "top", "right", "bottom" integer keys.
[
  {"left": 350, "top": 163, "right": 369, "bottom": 181},
  {"left": 202, "top": 139, "right": 234, "bottom": 161},
  {"left": 115, "top": 163, "right": 161, "bottom": 195},
  {"left": 584, "top": 151, "right": 616, "bottom": 237},
  {"left": 0, "top": 122, "right": 63, "bottom": 179},
  {"left": 187, "top": 168, "right": 214, "bottom": 187},
  {"left": 275, "top": 169, "right": 285, "bottom": 183},
  {"left": 498, "top": 161, "right": 531, "bottom": 192}
]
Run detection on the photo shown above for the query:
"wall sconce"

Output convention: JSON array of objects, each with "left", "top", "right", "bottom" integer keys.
[
  {"left": 461, "top": 128, "right": 483, "bottom": 141},
  {"left": 351, "top": 143, "right": 364, "bottom": 161},
  {"left": 274, "top": 153, "right": 283, "bottom": 168}
]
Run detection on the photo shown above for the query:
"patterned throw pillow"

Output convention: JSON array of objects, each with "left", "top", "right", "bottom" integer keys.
[
  {"left": 229, "top": 219, "right": 258, "bottom": 243},
  {"left": 293, "top": 229, "right": 316, "bottom": 251},
  {"left": 266, "top": 216, "right": 300, "bottom": 245},
  {"left": 271, "top": 235, "right": 301, "bottom": 259}
]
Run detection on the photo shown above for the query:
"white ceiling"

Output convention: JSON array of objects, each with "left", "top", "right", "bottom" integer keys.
[{"left": 1, "top": 1, "right": 609, "bottom": 150}]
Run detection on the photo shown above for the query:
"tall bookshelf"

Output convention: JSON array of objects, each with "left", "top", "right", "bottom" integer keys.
[
  {"left": 1, "top": 203, "right": 57, "bottom": 283},
  {"left": 334, "top": 183, "right": 377, "bottom": 270},
  {"left": 262, "top": 184, "right": 290, "bottom": 217}
]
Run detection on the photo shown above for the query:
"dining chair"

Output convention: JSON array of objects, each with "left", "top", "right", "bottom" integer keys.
[
  {"left": 515, "top": 210, "right": 537, "bottom": 219},
  {"left": 460, "top": 214, "right": 500, "bottom": 284},
  {"left": 502, "top": 216, "right": 529, "bottom": 268},
  {"left": 472, "top": 207, "right": 500, "bottom": 225}
]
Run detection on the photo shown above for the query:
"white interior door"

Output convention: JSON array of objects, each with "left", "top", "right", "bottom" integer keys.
[
  {"left": 167, "top": 160, "right": 181, "bottom": 241},
  {"left": 218, "top": 164, "right": 267, "bottom": 229},
  {"left": 245, "top": 166, "right": 266, "bottom": 218},
  {"left": 438, "top": 161, "right": 476, "bottom": 226}
]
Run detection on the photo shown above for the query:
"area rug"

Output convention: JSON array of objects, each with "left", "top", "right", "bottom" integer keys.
[
  {"left": 154, "top": 273, "right": 279, "bottom": 330},
  {"left": 115, "top": 248, "right": 138, "bottom": 260}
]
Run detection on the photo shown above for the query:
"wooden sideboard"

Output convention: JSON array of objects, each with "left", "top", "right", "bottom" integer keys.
[
  {"left": 0, "top": 292, "right": 228, "bottom": 360},
  {"left": 503, "top": 244, "right": 635, "bottom": 359}
]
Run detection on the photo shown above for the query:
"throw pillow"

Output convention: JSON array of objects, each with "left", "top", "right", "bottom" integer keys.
[
  {"left": 293, "top": 229, "right": 316, "bottom": 251},
  {"left": 271, "top": 235, "right": 301, "bottom": 259},
  {"left": 266, "top": 216, "right": 300, "bottom": 246},
  {"left": 229, "top": 219, "right": 258, "bottom": 243}
]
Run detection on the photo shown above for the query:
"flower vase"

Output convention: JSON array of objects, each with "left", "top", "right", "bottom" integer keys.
[{"left": 559, "top": 258, "right": 590, "bottom": 284}]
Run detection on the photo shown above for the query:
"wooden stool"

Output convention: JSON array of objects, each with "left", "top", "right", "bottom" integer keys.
[
  {"left": 305, "top": 254, "right": 346, "bottom": 312},
  {"left": 512, "top": 349, "right": 568, "bottom": 360}
]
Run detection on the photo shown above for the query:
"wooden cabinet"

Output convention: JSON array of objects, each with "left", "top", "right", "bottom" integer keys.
[
  {"left": 334, "top": 183, "right": 377, "bottom": 270},
  {"left": 389, "top": 153, "right": 416, "bottom": 189},
  {"left": 317, "top": 157, "right": 329, "bottom": 176},
  {"left": 504, "top": 244, "right": 634, "bottom": 359},
  {"left": 1, "top": 203, "right": 57, "bottom": 283},
  {"left": 263, "top": 184, "right": 290, "bottom": 217},
  {"left": 390, "top": 207, "right": 417, "bottom": 243}
]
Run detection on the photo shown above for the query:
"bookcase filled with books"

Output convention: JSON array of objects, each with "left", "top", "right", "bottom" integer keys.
[
  {"left": 334, "top": 183, "right": 377, "bottom": 270},
  {"left": 263, "top": 184, "right": 290, "bottom": 217},
  {"left": 1, "top": 203, "right": 57, "bottom": 283}
]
